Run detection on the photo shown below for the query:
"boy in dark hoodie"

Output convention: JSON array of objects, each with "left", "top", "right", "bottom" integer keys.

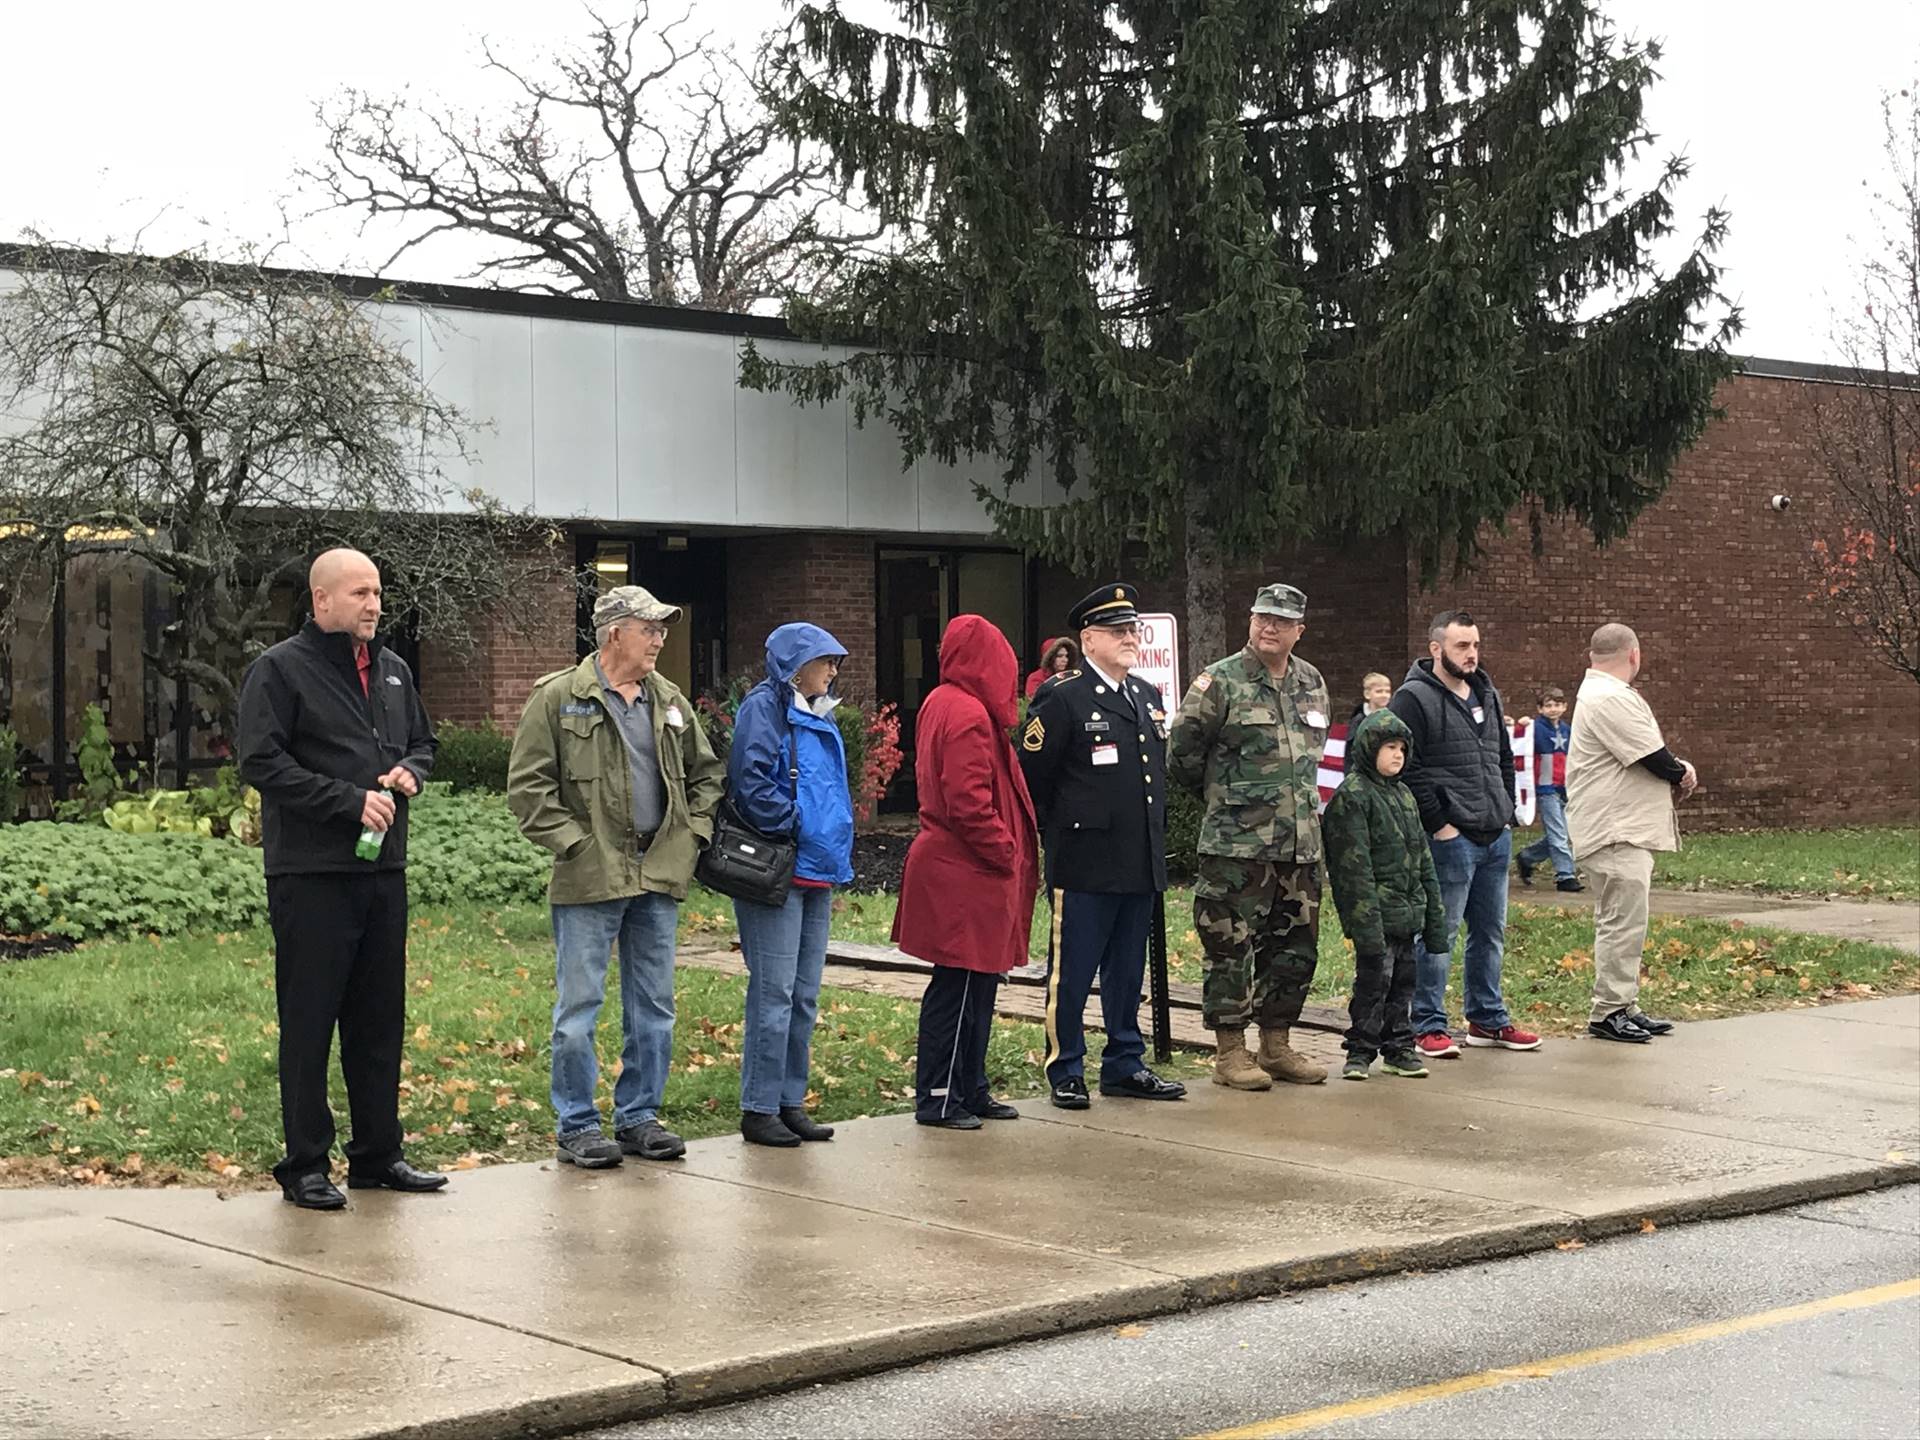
[{"left": 1322, "top": 711, "right": 1449, "bottom": 1080}]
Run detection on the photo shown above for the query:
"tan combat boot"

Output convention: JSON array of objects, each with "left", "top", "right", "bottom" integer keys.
[
  {"left": 1257, "top": 1028, "right": 1328, "bottom": 1085},
  {"left": 1212, "top": 1028, "right": 1274, "bottom": 1090}
]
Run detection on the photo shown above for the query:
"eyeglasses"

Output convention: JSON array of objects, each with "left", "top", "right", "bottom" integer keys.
[
  {"left": 632, "top": 622, "right": 669, "bottom": 641},
  {"left": 1251, "top": 616, "right": 1302, "bottom": 631},
  {"left": 1095, "top": 623, "right": 1141, "bottom": 636}
]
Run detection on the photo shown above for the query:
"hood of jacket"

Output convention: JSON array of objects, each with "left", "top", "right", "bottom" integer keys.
[
  {"left": 1403, "top": 656, "right": 1498, "bottom": 706},
  {"left": 942, "top": 615, "right": 1020, "bottom": 730},
  {"left": 1348, "top": 709, "right": 1414, "bottom": 782},
  {"left": 764, "top": 623, "right": 849, "bottom": 687}
]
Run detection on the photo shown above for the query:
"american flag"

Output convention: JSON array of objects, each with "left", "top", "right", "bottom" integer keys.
[{"left": 1316, "top": 721, "right": 1536, "bottom": 825}]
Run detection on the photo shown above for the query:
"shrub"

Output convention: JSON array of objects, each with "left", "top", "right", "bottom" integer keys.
[
  {"left": 433, "top": 719, "right": 513, "bottom": 791},
  {"left": 0, "top": 790, "right": 550, "bottom": 940},
  {"left": 1164, "top": 784, "right": 1203, "bottom": 881}
]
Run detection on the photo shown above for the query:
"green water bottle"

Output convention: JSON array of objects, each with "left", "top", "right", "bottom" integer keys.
[{"left": 355, "top": 787, "right": 392, "bottom": 862}]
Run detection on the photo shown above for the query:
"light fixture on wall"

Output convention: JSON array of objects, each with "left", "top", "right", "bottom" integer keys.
[{"left": 661, "top": 534, "right": 689, "bottom": 551}]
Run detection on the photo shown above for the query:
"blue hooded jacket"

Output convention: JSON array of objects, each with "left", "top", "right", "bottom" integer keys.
[{"left": 727, "top": 623, "right": 856, "bottom": 886}]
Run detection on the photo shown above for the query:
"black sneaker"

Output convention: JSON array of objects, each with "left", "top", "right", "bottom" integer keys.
[
  {"left": 615, "top": 1120, "right": 686, "bottom": 1161},
  {"left": 1516, "top": 856, "right": 1536, "bottom": 887},
  {"left": 1049, "top": 1075, "right": 1091, "bottom": 1110},
  {"left": 1098, "top": 1068, "right": 1188, "bottom": 1101},
  {"left": 1588, "top": 1010, "right": 1652, "bottom": 1044},
  {"left": 916, "top": 1109, "right": 984, "bottom": 1130},
  {"left": 1627, "top": 1010, "right": 1675, "bottom": 1035},
  {"left": 970, "top": 1098, "right": 1021, "bottom": 1120},
  {"left": 1556, "top": 877, "right": 1587, "bottom": 893},
  {"left": 557, "top": 1130, "right": 624, "bottom": 1168}
]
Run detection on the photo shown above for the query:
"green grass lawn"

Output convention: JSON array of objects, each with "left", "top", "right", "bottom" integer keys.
[
  {"left": 1642, "top": 826, "right": 1919, "bottom": 901},
  {"left": 0, "top": 903, "right": 1211, "bottom": 1187}
]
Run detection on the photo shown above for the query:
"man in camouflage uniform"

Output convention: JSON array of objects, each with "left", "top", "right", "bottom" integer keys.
[{"left": 1167, "top": 584, "right": 1332, "bottom": 1088}]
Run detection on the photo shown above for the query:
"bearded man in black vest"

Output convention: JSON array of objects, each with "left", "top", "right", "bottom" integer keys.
[{"left": 1387, "top": 611, "right": 1543, "bottom": 1061}]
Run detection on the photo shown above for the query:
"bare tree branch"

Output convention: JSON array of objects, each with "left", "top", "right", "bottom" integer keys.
[{"left": 299, "top": 3, "right": 883, "bottom": 310}]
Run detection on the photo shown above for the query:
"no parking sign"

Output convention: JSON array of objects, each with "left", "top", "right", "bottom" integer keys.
[{"left": 1132, "top": 613, "right": 1181, "bottom": 715}]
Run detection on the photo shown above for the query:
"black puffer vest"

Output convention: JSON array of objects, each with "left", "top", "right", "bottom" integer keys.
[{"left": 1386, "top": 660, "right": 1516, "bottom": 844}]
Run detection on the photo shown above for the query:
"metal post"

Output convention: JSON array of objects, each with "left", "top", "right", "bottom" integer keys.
[
  {"left": 49, "top": 557, "right": 67, "bottom": 802},
  {"left": 173, "top": 673, "right": 189, "bottom": 789},
  {"left": 1149, "top": 891, "right": 1172, "bottom": 1063}
]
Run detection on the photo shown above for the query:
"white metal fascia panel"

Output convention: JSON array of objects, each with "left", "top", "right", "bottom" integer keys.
[
  {"left": 530, "top": 316, "right": 618, "bottom": 519},
  {"left": 733, "top": 336, "right": 849, "bottom": 529},
  {"left": 417, "top": 307, "right": 535, "bottom": 514},
  {"left": 614, "top": 326, "right": 737, "bottom": 526}
]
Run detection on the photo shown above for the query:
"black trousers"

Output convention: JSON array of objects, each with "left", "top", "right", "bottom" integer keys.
[
  {"left": 267, "top": 870, "right": 408, "bottom": 1183},
  {"left": 1045, "top": 890, "right": 1151, "bottom": 1086},
  {"left": 915, "top": 966, "right": 1002, "bottom": 1120},
  {"left": 1345, "top": 935, "right": 1417, "bottom": 1060}
]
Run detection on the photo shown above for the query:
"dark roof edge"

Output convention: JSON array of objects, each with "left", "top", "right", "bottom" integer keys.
[{"left": 1735, "top": 354, "right": 1920, "bottom": 389}]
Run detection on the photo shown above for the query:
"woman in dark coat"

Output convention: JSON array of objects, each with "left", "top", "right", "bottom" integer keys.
[{"left": 896, "top": 615, "right": 1041, "bottom": 1128}]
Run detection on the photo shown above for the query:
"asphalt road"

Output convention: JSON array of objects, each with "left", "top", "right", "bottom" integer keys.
[{"left": 602, "top": 1186, "right": 1920, "bottom": 1440}]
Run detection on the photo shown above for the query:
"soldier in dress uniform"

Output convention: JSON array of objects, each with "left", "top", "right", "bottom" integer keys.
[
  {"left": 1167, "top": 583, "right": 1332, "bottom": 1090},
  {"left": 1020, "top": 583, "right": 1188, "bottom": 1109}
]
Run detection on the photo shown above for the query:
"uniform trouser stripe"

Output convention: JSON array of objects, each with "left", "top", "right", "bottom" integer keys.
[
  {"left": 1043, "top": 888, "right": 1065, "bottom": 1072},
  {"left": 937, "top": 972, "right": 971, "bottom": 1116}
]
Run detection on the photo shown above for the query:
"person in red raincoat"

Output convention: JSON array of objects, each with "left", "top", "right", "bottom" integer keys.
[
  {"left": 896, "top": 615, "right": 1041, "bottom": 1128},
  {"left": 1024, "top": 636, "right": 1079, "bottom": 699}
]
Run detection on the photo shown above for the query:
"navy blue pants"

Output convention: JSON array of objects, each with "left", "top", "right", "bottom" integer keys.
[
  {"left": 1044, "top": 890, "right": 1151, "bottom": 1086},
  {"left": 915, "top": 966, "right": 1001, "bottom": 1120}
]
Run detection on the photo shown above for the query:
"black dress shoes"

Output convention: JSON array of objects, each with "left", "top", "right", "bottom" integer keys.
[
  {"left": 281, "top": 1173, "right": 347, "bottom": 1210},
  {"left": 1628, "top": 1011, "right": 1676, "bottom": 1035},
  {"left": 971, "top": 1099, "right": 1021, "bottom": 1121},
  {"left": 346, "top": 1159, "right": 450, "bottom": 1192},
  {"left": 1049, "top": 1076, "right": 1091, "bottom": 1110},
  {"left": 1099, "top": 1068, "right": 1188, "bottom": 1100},
  {"left": 1588, "top": 1010, "right": 1652, "bottom": 1044}
]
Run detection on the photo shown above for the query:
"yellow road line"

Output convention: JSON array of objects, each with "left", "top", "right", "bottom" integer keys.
[{"left": 1192, "top": 1276, "right": 1920, "bottom": 1439}]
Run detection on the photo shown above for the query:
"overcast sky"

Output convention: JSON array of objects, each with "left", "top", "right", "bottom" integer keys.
[{"left": 2, "top": 1, "right": 1911, "bottom": 363}]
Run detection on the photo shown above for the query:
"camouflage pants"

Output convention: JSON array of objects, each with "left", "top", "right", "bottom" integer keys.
[{"left": 1193, "top": 856, "right": 1322, "bottom": 1030}]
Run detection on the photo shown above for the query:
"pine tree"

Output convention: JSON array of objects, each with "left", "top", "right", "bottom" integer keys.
[{"left": 742, "top": 0, "right": 1738, "bottom": 670}]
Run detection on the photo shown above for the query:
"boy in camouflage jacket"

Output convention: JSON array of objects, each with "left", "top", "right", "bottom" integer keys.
[{"left": 1323, "top": 710, "right": 1449, "bottom": 1080}]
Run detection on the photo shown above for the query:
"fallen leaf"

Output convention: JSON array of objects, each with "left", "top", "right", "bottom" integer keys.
[
  {"left": 1888, "top": 1150, "right": 1909, "bottom": 1163},
  {"left": 1639, "top": 1218, "right": 1658, "bottom": 1235},
  {"left": 1554, "top": 1238, "right": 1586, "bottom": 1251},
  {"left": 1113, "top": 1324, "right": 1150, "bottom": 1338}
]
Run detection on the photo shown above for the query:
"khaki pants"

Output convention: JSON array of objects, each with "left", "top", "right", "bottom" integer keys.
[{"left": 1585, "top": 842, "right": 1654, "bottom": 1021}]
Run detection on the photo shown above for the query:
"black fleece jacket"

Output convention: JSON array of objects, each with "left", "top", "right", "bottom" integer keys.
[
  {"left": 1386, "top": 659, "right": 1516, "bottom": 844},
  {"left": 237, "top": 622, "right": 437, "bottom": 876}
]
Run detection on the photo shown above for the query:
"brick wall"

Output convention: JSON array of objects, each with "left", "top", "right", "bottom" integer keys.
[
  {"left": 1412, "top": 373, "right": 1920, "bottom": 829},
  {"left": 420, "top": 544, "right": 578, "bottom": 730},
  {"left": 725, "top": 534, "right": 878, "bottom": 703}
]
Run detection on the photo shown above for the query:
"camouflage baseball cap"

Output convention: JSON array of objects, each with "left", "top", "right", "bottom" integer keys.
[
  {"left": 592, "top": 584, "right": 682, "bottom": 630},
  {"left": 1250, "top": 583, "right": 1307, "bottom": 619}
]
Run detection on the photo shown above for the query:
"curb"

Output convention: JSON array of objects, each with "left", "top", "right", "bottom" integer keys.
[{"left": 337, "top": 1160, "right": 1920, "bottom": 1440}]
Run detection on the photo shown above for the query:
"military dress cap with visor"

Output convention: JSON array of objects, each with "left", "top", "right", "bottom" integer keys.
[
  {"left": 592, "top": 585, "right": 682, "bottom": 630},
  {"left": 1068, "top": 582, "right": 1142, "bottom": 632},
  {"left": 1250, "top": 583, "right": 1307, "bottom": 620}
]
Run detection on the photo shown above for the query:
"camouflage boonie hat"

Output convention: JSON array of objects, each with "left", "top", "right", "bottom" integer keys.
[
  {"left": 1250, "top": 583, "right": 1307, "bottom": 619},
  {"left": 592, "top": 585, "right": 682, "bottom": 630}
]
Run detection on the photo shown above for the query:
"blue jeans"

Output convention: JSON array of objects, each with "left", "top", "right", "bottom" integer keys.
[
  {"left": 551, "top": 893, "right": 680, "bottom": 1137},
  {"left": 1412, "top": 830, "right": 1514, "bottom": 1036},
  {"left": 1518, "top": 791, "right": 1575, "bottom": 880},
  {"left": 735, "top": 885, "right": 834, "bottom": 1115}
]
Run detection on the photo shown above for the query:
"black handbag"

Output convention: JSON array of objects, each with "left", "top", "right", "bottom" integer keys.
[{"left": 696, "top": 797, "right": 797, "bottom": 907}]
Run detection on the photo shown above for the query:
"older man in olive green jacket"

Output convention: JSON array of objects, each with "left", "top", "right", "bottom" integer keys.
[{"left": 507, "top": 585, "right": 725, "bottom": 1168}]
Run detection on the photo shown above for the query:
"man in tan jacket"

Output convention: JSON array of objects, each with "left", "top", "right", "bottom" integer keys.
[{"left": 1565, "top": 623, "right": 1695, "bottom": 1044}]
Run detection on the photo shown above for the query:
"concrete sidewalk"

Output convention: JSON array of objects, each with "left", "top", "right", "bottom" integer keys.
[
  {"left": 4, "top": 997, "right": 1917, "bottom": 1440},
  {"left": 1517, "top": 881, "right": 1920, "bottom": 954}
]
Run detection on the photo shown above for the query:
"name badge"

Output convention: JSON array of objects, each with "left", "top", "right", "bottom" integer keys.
[
  {"left": 665, "top": 705, "right": 685, "bottom": 729},
  {"left": 1304, "top": 710, "right": 1326, "bottom": 728},
  {"left": 1471, "top": 705, "right": 1486, "bottom": 724},
  {"left": 1083, "top": 719, "right": 1111, "bottom": 734},
  {"left": 560, "top": 702, "right": 598, "bottom": 717},
  {"left": 1091, "top": 743, "right": 1119, "bottom": 767}
]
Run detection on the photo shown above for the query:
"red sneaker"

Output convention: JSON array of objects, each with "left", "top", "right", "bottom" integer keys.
[
  {"left": 1464, "top": 1022, "right": 1542, "bottom": 1051},
  {"left": 1415, "top": 1032, "right": 1461, "bottom": 1059}
]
